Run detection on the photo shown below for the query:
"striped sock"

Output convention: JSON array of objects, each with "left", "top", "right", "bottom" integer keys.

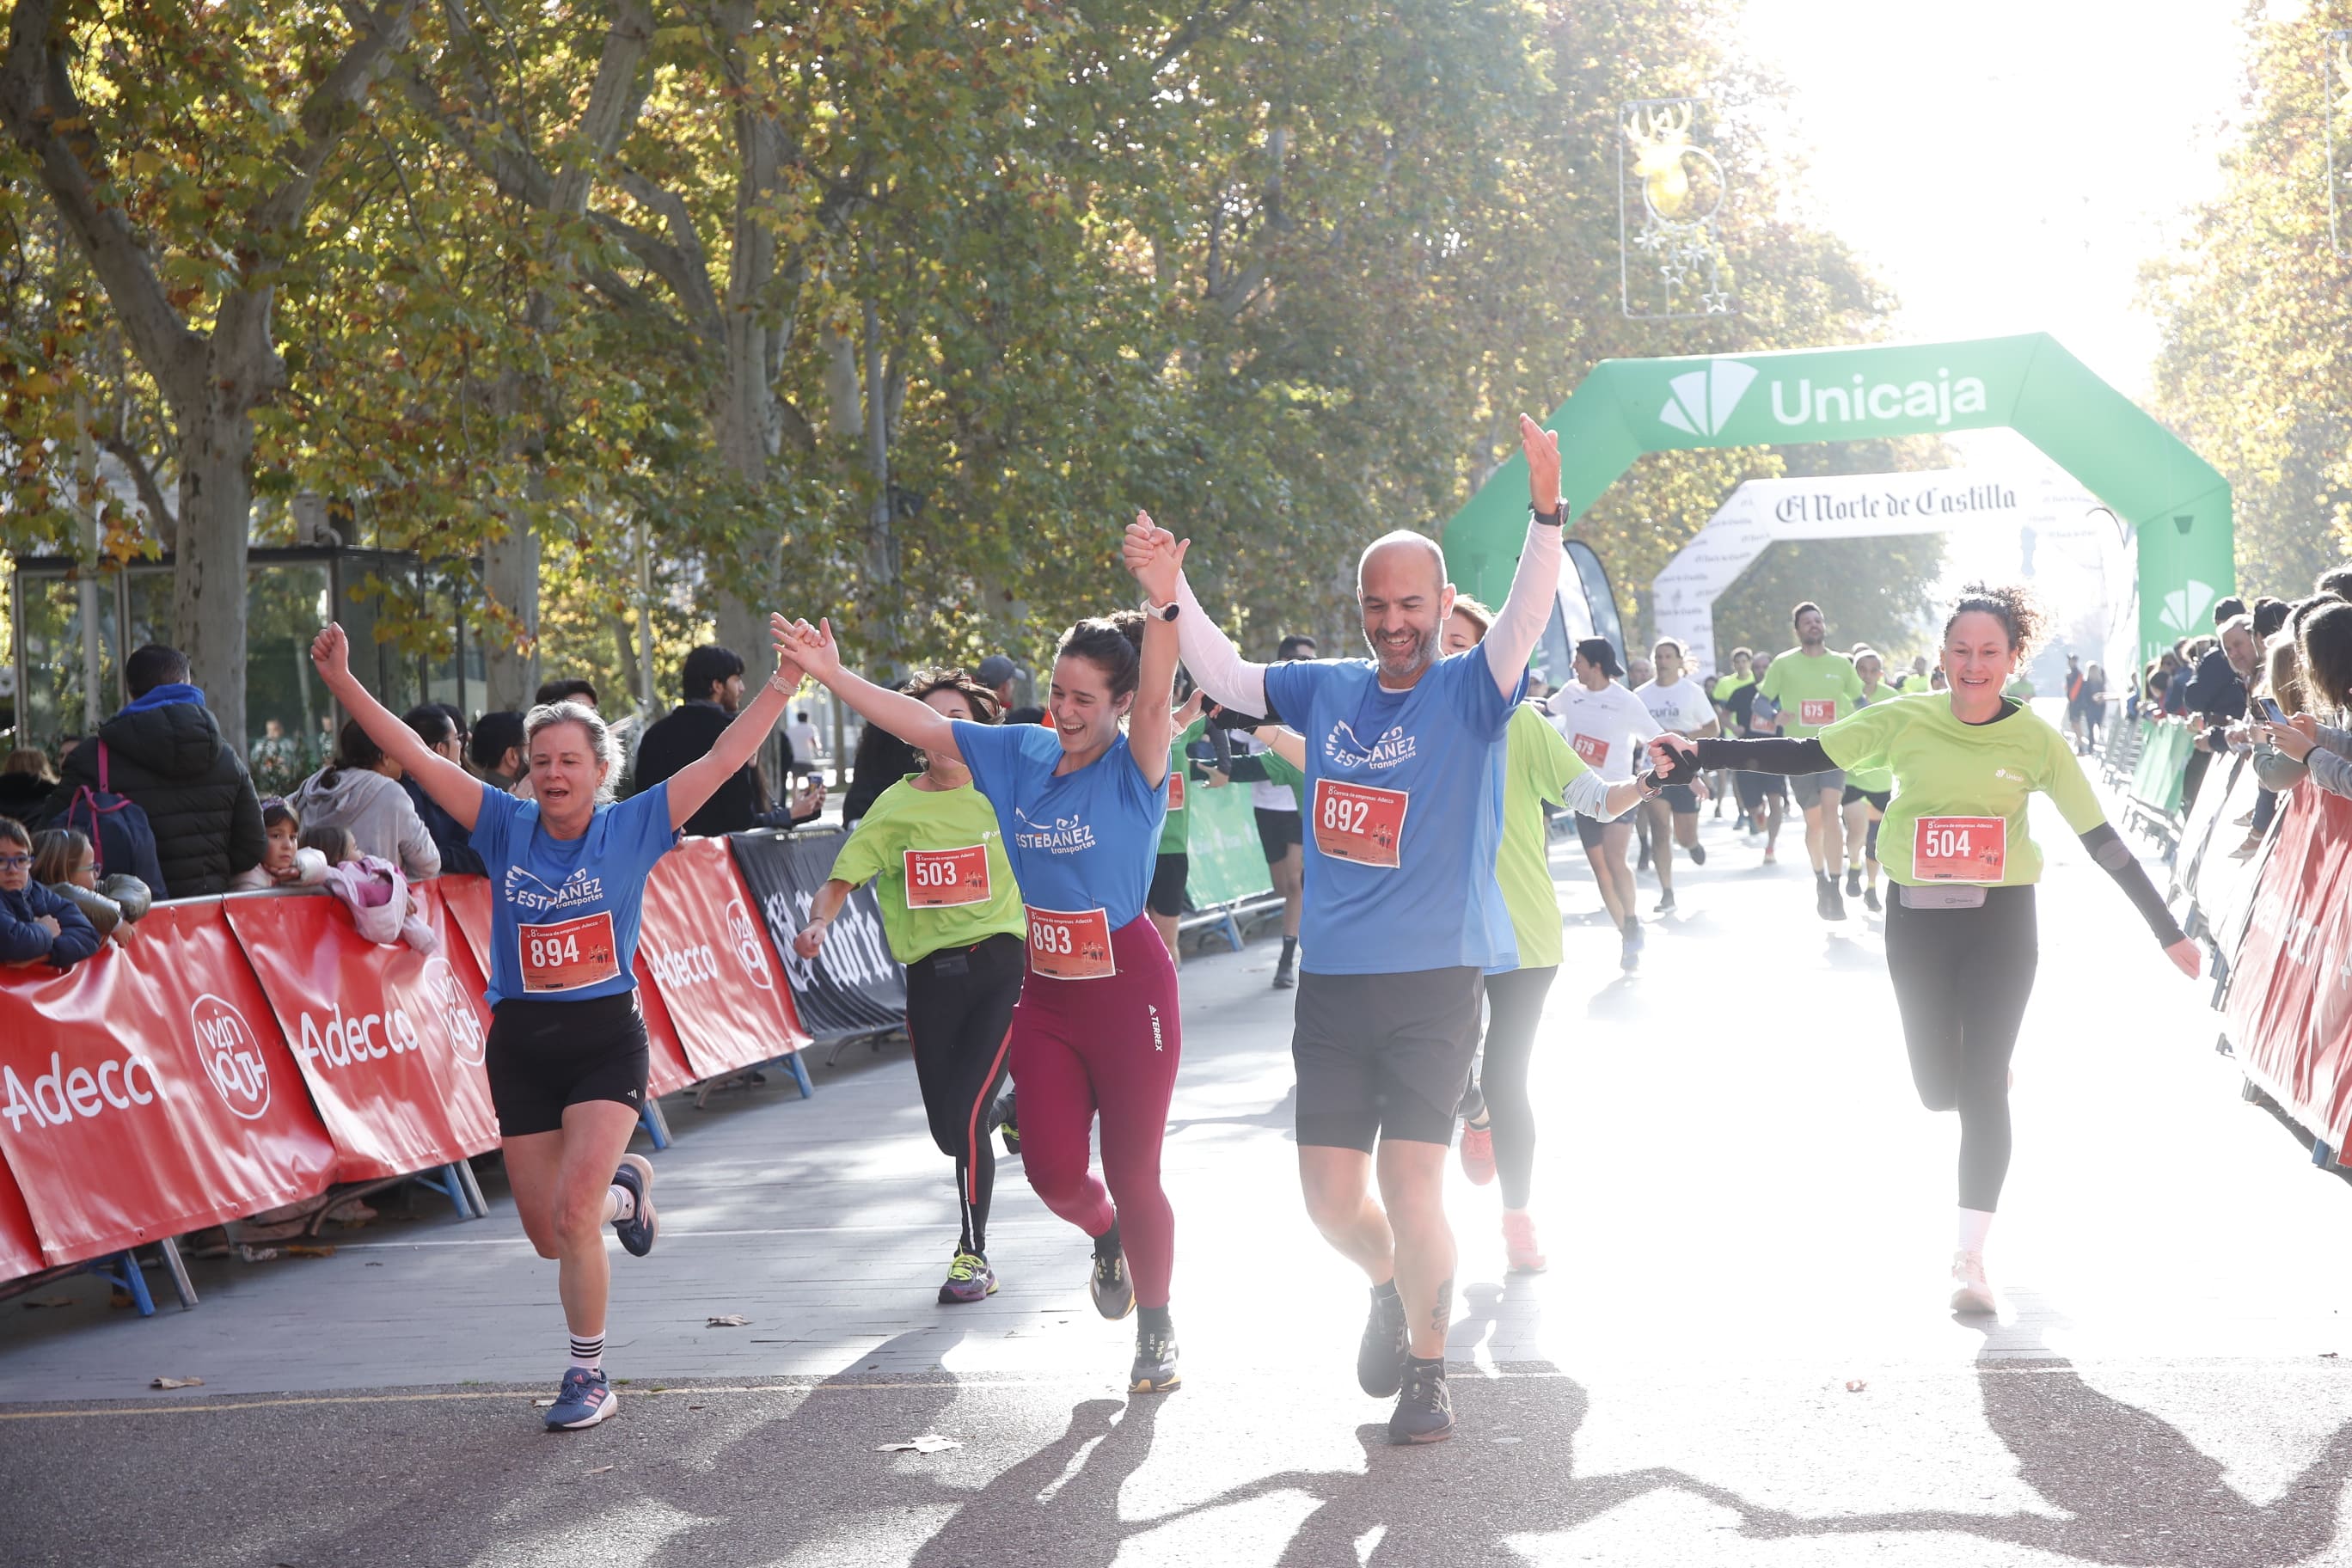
[{"left": 569, "top": 1333, "right": 604, "bottom": 1371}]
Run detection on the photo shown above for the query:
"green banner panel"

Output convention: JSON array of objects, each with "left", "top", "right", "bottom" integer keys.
[{"left": 1183, "top": 781, "right": 1275, "bottom": 908}]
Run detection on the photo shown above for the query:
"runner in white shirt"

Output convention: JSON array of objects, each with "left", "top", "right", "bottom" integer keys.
[
  {"left": 1633, "top": 637, "right": 1721, "bottom": 914},
  {"left": 1547, "top": 638, "right": 1661, "bottom": 971}
]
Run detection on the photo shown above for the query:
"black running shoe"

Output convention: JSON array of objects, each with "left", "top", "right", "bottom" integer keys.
[
  {"left": 1815, "top": 878, "right": 1834, "bottom": 920},
  {"left": 1357, "top": 1284, "right": 1409, "bottom": 1397},
  {"left": 1387, "top": 1357, "right": 1455, "bottom": 1445},
  {"left": 1845, "top": 867, "right": 1862, "bottom": 897},
  {"left": 1865, "top": 885, "right": 1882, "bottom": 913},
  {"left": 1825, "top": 884, "right": 1848, "bottom": 921},
  {"left": 1654, "top": 891, "right": 1675, "bottom": 914},
  {"left": 1090, "top": 1250, "right": 1136, "bottom": 1320},
  {"left": 1130, "top": 1323, "right": 1181, "bottom": 1394},
  {"left": 1689, "top": 842, "right": 1706, "bottom": 866},
  {"left": 995, "top": 1089, "right": 1020, "bottom": 1157},
  {"left": 1273, "top": 956, "right": 1296, "bottom": 990}
]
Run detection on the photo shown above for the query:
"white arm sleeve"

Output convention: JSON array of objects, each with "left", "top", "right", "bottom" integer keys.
[
  {"left": 1483, "top": 518, "right": 1565, "bottom": 698},
  {"left": 1173, "top": 574, "right": 1271, "bottom": 717},
  {"left": 1560, "top": 766, "right": 1617, "bottom": 820}
]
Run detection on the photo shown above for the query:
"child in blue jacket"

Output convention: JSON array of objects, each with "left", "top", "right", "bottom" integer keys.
[{"left": 0, "top": 816, "right": 101, "bottom": 970}]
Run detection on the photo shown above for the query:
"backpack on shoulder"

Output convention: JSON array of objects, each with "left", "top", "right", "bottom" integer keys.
[{"left": 52, "top": 742, "right": 170, "bottom": 900}]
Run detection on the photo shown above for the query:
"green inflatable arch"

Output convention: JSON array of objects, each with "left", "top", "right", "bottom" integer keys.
[{"left": 1442, "top": 334, "right": 2233, "bottom": 666}]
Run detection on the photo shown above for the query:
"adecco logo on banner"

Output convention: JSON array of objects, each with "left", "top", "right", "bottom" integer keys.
[
  {"left": 291, "top": 959, "right": 483, "bottom": 1073},
  {"left": 726, "top": 897, "right": 775, "bottom": 993},
  {"left": 192, "top": 993, "right": 273, "bottom": 1120},
  {"left": 2, "top": 1048, "right": 160, "bottom": 1131},
  {"left": 421, "top": 956, "right": 487, "bottom": 1066},
  {"left": 1655, "top": 356, "right": 1993, "bottom": 440}
]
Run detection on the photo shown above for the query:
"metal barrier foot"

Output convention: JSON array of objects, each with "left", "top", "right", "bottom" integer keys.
[
  {"left": 638, "top": 1097, "right": 674, "bottom": 1150},
  {"left": 83, "top": 1249, "right": 157, "bottom": 1318},
  {"left": 156, "top": 1236, "right": 199, "bottom": 1309},
  {"left": 781, "top": 1050, "right": 815, "bottom": 1099}
]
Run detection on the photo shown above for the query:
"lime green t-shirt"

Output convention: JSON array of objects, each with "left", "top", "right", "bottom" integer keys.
[
  {"left": 1495, "top": 702, "right": 1590, "bottom": 970},
  {"left": 1844, "top": 683, "right": 1898, "bottom": 793},
  {"left": 824, "top": 775, "right": 1026, "bottom": 964},
  {"left": 1755, "top": 648, "right": 1864, "bottom": 738},
  {"left": 1710, "top": 674, "right": 1753, "bottom": 708},
  {"left": 1243, "top": 741, "right": 1309, "bottom": 808},
  {"left": 1816, "top": 695, "right": 2104, "bottom": 887},
  {"left": 1157, "top": 719, "right": 1207, "bottom": 854}
]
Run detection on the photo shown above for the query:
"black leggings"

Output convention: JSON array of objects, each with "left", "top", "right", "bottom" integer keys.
[
  {"left": 1883, "top": 884, "right": 2037, "bottom": 1212},
  {"left": 1471, "top": 965, "right": 1558, "bottom": 1210},
  {"left": 904, "top": 933, "right": 1026, "bottom": 1257}
]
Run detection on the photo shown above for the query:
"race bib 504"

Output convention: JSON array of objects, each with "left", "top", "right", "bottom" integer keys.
[{"left": 1912, "top": 816, "right": 2006, "bottom": 882}]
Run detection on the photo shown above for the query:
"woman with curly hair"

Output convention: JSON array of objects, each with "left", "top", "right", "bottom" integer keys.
[{"left": 1650, "top": 584, "right": 2199, "bottom": 1316}]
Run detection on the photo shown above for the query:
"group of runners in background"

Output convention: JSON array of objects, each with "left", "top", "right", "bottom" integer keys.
[{"left": 307, "top": 412, "right": 2197, "bottom": 1446}]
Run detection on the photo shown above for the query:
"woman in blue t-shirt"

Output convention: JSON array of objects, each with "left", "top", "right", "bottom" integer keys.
[
  {"left": 310, "top": 621, "right": 803, "bottom": 1431},
  {"left": 777, "top": 575, "right": 1186, "bottom": 1395}
]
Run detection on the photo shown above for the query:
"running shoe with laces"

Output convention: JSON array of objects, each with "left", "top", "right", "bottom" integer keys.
[
  {"left": 995, "top": 1089, "right": 1020, "bottom": 1157},
  {"left": 1864, "top": 885, "right": 1882, "bottom": 913},
  {"left": 939, "top": 1251, "right": 998, "bottom": 1305},
  {"left": 1357, "top": 1283, "right": 1409, "bottom": 1397},
  {"left": 1825, "top": 883, "right": 1848, "bottom": 921},
  {"left": 1949, "top": 1250, "right": 1996, "bottom": 1314},
  {"left": 1620, "top": 919, "right": 1643, "bottom": 972},
  {"left": 1130, "top": 1322, "right": 1182, "bottom": 1394},
  {"left": 543, "top": 1366, "right": 617, "bottom": 1430},
  {"left": 1459, "top": 1121, "right": 1496, "bottom": 1185},
  {"left": 1654, "top": 891, "right": 1675, "bottom": 914},
  {"left": 1387, "top": 1357, "right": 1455, "bottom": 1445},
  {"left": 1689, "top": 842, "right": 1706, "bottom": 866},
  {"left": 1089, "top": 1248, "right": 1136, "bottom": 1320},
  {"left": 1846, "top": 867, "right": 1862, "bottom": 897},
  {"left": 609, "top": 1155, "right": 657, "bottom": 1258},
  {"left": 1501, "top": 1210, "right": 1547, "bottom": 1274}
]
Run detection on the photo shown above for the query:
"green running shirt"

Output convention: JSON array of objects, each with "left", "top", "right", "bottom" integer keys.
[
  {"left": 1756, "top": 648, "right": 1864, "bottom": 738},
  {"left": 1159, "top": 719, "right": 1206, "bottom": 854},
  {"left": 1816, "top": 695, "right": 2105, "bottom": 886},
  {"left": 824, "top": 775, "right": 1026, "bottom": 964},
  {"left": 1494, "top": 702, "right": 1590, "bottom": 970}
]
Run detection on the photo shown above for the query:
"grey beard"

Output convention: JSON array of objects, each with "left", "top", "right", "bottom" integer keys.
[{"left": 1366, "top": 625, "right": 1440, "bottom": 680}]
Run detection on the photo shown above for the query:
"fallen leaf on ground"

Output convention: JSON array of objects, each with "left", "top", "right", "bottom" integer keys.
[
  {"left": 1843, "top": 1380, "right": 1868, "bottom": 1393},
  {"left": 21, "top": 1295, "right": 73, "bottom": 1309},
  {"left": 585, "top": 1464, "right": 616, "bottom": 1475},
  {"left": 706, "top": 1314, "right": 750, "bottom": 1327},
  {"left": 532, "top": 1398, "right": 556, "bottom": 1407},
  {"left": 150, "top": 1375, "right": 205, "bottom": 1389},
  {"left": 286, "top": 1244, "right": 336, "bottom": 1259},
  {"left": 878, "top": 1434, "right": 960, "bottom": 1455}
]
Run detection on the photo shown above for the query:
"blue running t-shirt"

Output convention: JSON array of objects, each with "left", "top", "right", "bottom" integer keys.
[
  {"left": 952, "top": 720, "right": 1165, "bottom": 929},
  {"left": 470, "top": 782, "right": 679, "bottom": 1006},
  {"left": 1265, "top": 650, "right": 1522, "bottom": 975}
]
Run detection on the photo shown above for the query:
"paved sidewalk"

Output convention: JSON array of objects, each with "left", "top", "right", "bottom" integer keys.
[{"left": 7, "top": 787, "right": 2352, "bottom": 1567}]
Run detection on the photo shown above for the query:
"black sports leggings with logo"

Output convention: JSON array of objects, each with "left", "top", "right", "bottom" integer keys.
[
  {"left": 903, "top": 933, "right": 1025, "bottom": 1258},
  {"left": 1470, "top": 965, "right": 1558, "bottom": 1210},
  {"left": 1882, "top": 884, "right": 2037, "bottom": 1212}
]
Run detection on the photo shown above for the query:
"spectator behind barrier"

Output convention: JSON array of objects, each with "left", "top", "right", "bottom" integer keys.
[
  {"left": 400, "top": 704, "right": 487, "bottom": 877},
  {"left": 0, "top": 816, "right": 101, "bottom": 971},
  {"left": 2318, "top": 566, "right": 2352, "bottom": 601},
  {"left": 289, "top": 720, "right": 441, "bottom": 880},
  {"left": 0, "top": 747, "right": 57, "bottom": 823},
  {"left": 637, "top": 645, "right": 820, "bottom": 835},
  {"left": 300, "top": 822, "right": 436, "bottom": 953},
  {"left": 38, "top": 644, "right": 264, "bottom": 897},
  {"left": 2262, "top": 601, "right": 2352, "bottom": 803},
  {"left": 229, "top": 799, "right": 328, "bottom": 891},
  {"left": 470, "top": 711, "right": 528, "bottom": 793},
  {"left": 536, "top": 677, "right": 599, "bottom": 710}
]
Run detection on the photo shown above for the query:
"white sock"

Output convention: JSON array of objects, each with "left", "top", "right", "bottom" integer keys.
[
  {"left": 1957, "top": 1208, "right": 1994, "bottom": 1255},
  {"left": 603, "top": 1185, "right": 635, "bottom": 1225},
  {"left": 569, "top": 1332, "right": 605, "bottom": 1371}
]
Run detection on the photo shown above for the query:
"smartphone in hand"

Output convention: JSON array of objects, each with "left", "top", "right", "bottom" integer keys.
[{"left": 2258, "top": 695, "right": 2288, "bottom": 725}]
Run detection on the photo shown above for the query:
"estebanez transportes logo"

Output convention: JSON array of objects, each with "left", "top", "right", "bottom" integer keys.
[{"left": 1657, "top": 358, "right": 1757, "bottom": 438}]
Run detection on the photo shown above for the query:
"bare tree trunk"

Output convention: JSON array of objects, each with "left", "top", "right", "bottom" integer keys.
[{"left": 861, "top": 298, "right": 900, "bottom": 676}]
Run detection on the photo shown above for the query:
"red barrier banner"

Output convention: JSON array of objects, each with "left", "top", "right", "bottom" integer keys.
[
  {"left": 0, "top": 902, "right": 335, "bottom": 1267},
  {"left": 635, "top": 836, "right": 810, "bottom": 1080},
  {"left": 440, "top": 872, "right": 696, "bottom": 1099},
  {"left": 2226, "top": 786, "right": 2352, "bottom": 1136},
  {"left": 0, "top": 1158, "right": 46, "bottom": 1283},
  {"left": 222, "top": 887, "right": 500, "bottom": 1182}
]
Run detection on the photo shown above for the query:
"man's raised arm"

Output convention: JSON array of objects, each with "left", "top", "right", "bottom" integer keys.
[
  {"left": 1124, "top": 511, "right": 1271, "bottom": 717},
  {"left": 1481, "top": 413, "right": 1567, "bottom": 698}
]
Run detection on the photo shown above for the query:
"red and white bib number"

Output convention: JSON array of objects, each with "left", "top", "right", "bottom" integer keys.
[
  {"left": 1912, "top": 816, "right": 2007, "bottom": 882},
  {"left": 1798, "top": 699, "right": 1837, "bottom": 726},
  {"left": 1167, "top": 771, "right": 1186, "bottom": 812},
  {"left": 903, "top": 845, "right": 990, "bottom": 910},
  {"left": 1026, "top": 906, "right": 1115, "bottom": 980},
  {"left": 1571, "top": 733, "right": 1609, "bottom": 769},
  {"left": 518, "top": 911, "right": 621, "bottom": 993},
  {"left": 1312, "top": 779, "right": 1407, "bottom": 868}
]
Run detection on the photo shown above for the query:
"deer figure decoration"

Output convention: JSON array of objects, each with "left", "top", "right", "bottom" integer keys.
[{"left": 1626, "top": 102, "right": 1697, "bottom": 218}]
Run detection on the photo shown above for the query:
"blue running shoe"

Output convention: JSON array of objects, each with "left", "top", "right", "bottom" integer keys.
[
  {"left": 610, "top": 1155, "right": 657, "bottom": 1258},
  {"left": 544, "top": 1366, "right": 617, "bottom": 1430}
]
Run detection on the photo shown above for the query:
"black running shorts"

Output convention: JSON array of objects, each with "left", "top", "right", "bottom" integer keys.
[
  {"left": 1254, "top": 805, "right": 1303, "bottom": 863},
  {"left": 1292, "top": 967, "right": 1485, "bottom": 1152},
  {"left": 1841, "top": 784, "right": 1892, "bottom": 811},
  {"left": 484, "top": 990, "right": 652, "bottom": 1137},
  {"left": 1736, "top": 770, "right": 1788, "bottom": 811},
  {"left": 1147, "top": 851, "right": 1189, "bottom": 918},
  {"left": 1791, "top": 768, "right": 1846, "bottom": 799},
  {"left": 1659, "top": 782, "right": 1700, "bottom": 814},
  {"left": 1575, "top": 812, "right": 1623, "bottom": 851}
]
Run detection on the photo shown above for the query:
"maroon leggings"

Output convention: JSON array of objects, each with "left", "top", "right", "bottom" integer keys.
[{"left": 1010, "top": 915, "right": 1182, "bottom": 1308}]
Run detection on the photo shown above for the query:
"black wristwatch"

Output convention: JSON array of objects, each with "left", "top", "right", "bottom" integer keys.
[{"left": 1530, "top": 502, "right": 1565, "bottom": 529}]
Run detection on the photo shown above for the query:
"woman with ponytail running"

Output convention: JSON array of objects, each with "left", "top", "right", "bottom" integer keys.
[
  {"left": 795, "top": 669, "right": 1026, "bottom": 1308},
  {"left": 1648, "top": 584, "right": 2199, "bottom": 1314},
  {"left": 310, "top": 619, "right": 805, "bottom": 1430},
  {"left": 778, "top": 557, "right": 1185, "bottom": 1393}
]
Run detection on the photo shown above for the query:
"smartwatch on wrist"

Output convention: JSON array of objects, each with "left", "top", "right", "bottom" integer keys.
[
  {"left": 1142, "top": 597, "right": 1179, "bottom": 622},
  {"left": 1530, "top": 501, "right": 1565, "bottom": 528}
]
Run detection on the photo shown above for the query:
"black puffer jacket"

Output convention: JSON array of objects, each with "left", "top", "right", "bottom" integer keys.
[{"left": 40, "top": 699, "right": 266, "bottom": 897}]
